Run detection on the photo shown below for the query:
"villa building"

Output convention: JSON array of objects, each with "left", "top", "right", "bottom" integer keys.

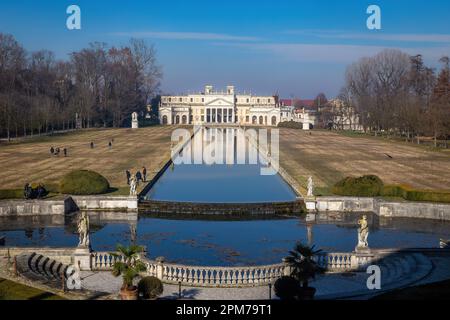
[{"left": 159, "top": 85, "right": 281, "bottom": 126}]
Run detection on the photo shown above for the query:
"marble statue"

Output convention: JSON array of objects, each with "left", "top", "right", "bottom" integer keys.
[
  {"left": 357, "top": 215, "right": 369, "bottom": 248},
  {"left": 131, "top": 112, "right": 139, "bottom": 129},
  {"left": 307, "top": 176, "right": 314, "bottom": 197},
  {"left": 77, "top": 212, "right": 90, "bottom": 247},
  {"left": 130, "top": 176, "right": 137, "bottom": 196}
]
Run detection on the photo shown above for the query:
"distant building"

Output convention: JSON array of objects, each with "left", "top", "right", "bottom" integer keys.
[
  {"left": 159, "top": 85, "right": 281, "bottom": 126},
  {"left": 279, "top": 99, "right": 318, "bottom": 130},
  {"left": 328, "top": 99, "right": 363, "bottom": 131}
]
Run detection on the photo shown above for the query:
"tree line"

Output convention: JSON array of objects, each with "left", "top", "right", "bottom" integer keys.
[
  {"left": 0, "top": 33, "right": 162, "bottom": 140},
  {"left": 339, "top": 49, "right": 450, "bottom": 145}
]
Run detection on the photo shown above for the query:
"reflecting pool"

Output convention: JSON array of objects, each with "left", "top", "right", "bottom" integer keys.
[
  {"left": 144, "top": 127, "right": 297, "bottom": 203},
  {"left": 1, "top": 213, "right": 449, "bottom": 266}
]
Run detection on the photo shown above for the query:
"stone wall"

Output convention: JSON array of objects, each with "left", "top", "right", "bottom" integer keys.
[
  {"left": 316, "top": 197, "right": 375, "bottom": 212},
  {"left": 0, "top": 247, "right": 75, "bottom": 265},
  {"left": 0, "top": 197, "right": 77, "bottom": 217},
  {"left": 139, "top": 199, "right": 305, "bottom": 215},
  {"left": 315, "top": 196, "right": 450, "bottom": 221},
  {"left": 71, "top": 196, "right": 138, "bottom": 212},
  {"left": 377, "top": 201, "right": 450, "bottom": 221}
]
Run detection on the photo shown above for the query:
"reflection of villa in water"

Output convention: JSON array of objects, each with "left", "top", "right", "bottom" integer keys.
[{"left": 159, "top": 85, "right": 281, "bottom": 126}]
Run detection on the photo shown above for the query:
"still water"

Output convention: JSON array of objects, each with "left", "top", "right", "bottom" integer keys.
[
  {"left": 1, "top": 213, "right": 449, "bottom": 266},
  {"left": 144, "top": 127, "right": 297, "bottom": 203}
]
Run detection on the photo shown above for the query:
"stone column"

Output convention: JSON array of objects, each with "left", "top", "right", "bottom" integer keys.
[{"left": 156, "top": 256, "right": 165, "bottom": 280}]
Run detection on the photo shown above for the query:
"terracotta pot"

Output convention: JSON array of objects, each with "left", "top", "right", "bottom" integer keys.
[
  {"left": 298, "top": 287, "right": 316, "bottom": 300},
  {"left": 120, "top": 286, "right": 138, "bottom": 300}
]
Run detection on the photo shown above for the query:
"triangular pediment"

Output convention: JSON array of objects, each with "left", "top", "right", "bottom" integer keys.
[{"left": 205, "top": 97, "right": 234, "bottom": 106}]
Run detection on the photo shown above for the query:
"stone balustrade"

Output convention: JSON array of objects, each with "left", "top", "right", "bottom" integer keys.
[{"left": 88, "top": 251, "right": 376, "bottom": 287}]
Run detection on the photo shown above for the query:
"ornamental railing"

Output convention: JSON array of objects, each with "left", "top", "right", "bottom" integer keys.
[{"left": 90, "top": 251, "right": 376, "bottom": 287}]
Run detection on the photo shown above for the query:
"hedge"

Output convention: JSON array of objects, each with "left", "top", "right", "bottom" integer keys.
[
  {"left": 332, "top": 175, "right": 450, "bottom": 203},
  {"left": 0, "top": 189, "right": 23, "bottom": 200},
  {"left": 332, "top": 175, "right": 384, "bottom": 197},
  {"left": 381, "top": 185, "right": 450, "bottom": 203},
  {"left": 277, "top": 121, "right": 304, "bottom": 129},
  {"left": 59, "top": 170, "right": 110, "bottom": 195}
]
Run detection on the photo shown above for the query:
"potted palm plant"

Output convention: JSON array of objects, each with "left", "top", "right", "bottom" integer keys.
[
  {"left": 284, "top": 242, "right": 324, "bottom": 300},
  {"left": 111, "top": 244, "right": 147, "bottom": 300}
]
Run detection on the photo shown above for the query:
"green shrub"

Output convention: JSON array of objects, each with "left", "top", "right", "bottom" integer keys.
[
  {"left": 332, "top": 175, "right": 384, "bottom": 197},
  {"left": 277, "top": 121, "right": 304, "bottom": 129},
  {"left": 137, "top": 276, "right": 163, "bottom": 299},
  {"left": 59, "top": 170, "right": 110, "bottom": 195},
  {"left": 274, "top": 276, "right": 300, "bottom": 300},
  {"left": 0, "top": 189, "right": 23, "bottom": 200},
  {"left": 381, "top": 185, "right": 450, "bottom": 203}
]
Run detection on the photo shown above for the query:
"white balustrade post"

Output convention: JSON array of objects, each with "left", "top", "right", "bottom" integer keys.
[
  {"left": 156, "top": 256, "right": 165, "bottom": 280},
  {"left": 282, "top": 258, "right": 291, "bottom": 277}
]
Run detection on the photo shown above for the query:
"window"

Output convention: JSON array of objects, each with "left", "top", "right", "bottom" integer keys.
[
  {"left": 168, "top": 98, "right": 171, "bottom": 102},
  {"left": 179, "top": 98, "right": 182, "bottom": 102},
  {"left": 201, "top": 115, "right": 205, "bottom": 122},
  {"left": 190, "top": 98, "right": 193, "bottom": 102},
  {"left": 257, "top": 99, "right": 260, "bottom": 103},
  {"left": 246, "top": 99, "right": 249, "bottom": 103},
  {"left": 246, "top": 116, "right": 249, "bottom": 123}
]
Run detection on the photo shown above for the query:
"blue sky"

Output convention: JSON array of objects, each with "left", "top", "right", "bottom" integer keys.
[{"left": 1, "top": 0, "right": 450, "bottom": 98}]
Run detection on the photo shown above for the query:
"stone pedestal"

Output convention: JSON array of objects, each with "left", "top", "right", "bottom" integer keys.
[
  {"left": 302, "top": 122, "right": 310, "bottom": 130},
  {"left": 131, "top": 112, "right": 139, "bottom": 129},
  {"left": 73, "top": 247, "right": 91, "bottom": 271},
  {"left": 355, "top": 246, "right": 371, "bottom": 254},
  {"left": 305, "top": 197, "right": 317, "bottom": 212}
]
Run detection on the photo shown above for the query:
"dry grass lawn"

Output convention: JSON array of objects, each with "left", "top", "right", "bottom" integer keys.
[
  {"left": 0, "top": 126, "right": 449, "bottom": 195},
  {"left": 0, "top": 126, "right": 176, "bottom": 191},
  {"left": 279, "top": 129, "right": 450, "bottom": 193}
]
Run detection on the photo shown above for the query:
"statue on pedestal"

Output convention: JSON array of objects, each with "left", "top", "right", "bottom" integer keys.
[
  {"left": 129, "top": 176, "right": 137, "bottom": 196},
  {"left": 77, "top": 212, "right": 90, "bottom": 248},
  {"left": 307, "top": 176, "right": 314, "bottom": 197},
  {"left": 356, "top": 215, "right": 369, "bottom": 250},
  {"left": 131, "top": 112, "right": 139, "bottom": 129}
]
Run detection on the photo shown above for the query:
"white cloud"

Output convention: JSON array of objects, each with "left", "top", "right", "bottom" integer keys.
[
  {"left": 112, "top": 31, "right": 260, "bottom": 42},
  {"left": 284, "top": 30, "right": 450, "bottom": 44},
  {"left": 215, "top": 42, "right": 450, "bottom": 63}
]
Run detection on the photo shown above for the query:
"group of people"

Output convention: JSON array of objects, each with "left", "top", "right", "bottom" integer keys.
[
  {"left": 24, "top": 183, "right": 47, "bottom": 200},
  {"left": 126, "top": 166, "right": 147, "bottom": 186},
  {"left": 50, "top": 146, "right": 67, "bottom": 157}
]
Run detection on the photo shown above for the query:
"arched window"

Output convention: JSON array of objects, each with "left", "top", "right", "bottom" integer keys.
[
  {"left": 259, "top": 116, "right": 264, "bottom": 125},
  {"left": 182, "top": 115, "right": 187, "bottom": 124},
  {"left": 271, "top": 116, "right": 277, "bottom": 126},
  {"left": 252, "top": 116, "right": 257, "bottom": 124},
  {"left": 175, "top": 115, "right": 180, "bottom": 124},
  {"left": 162, "top": 115, "right": 168, "bottom": 125}
]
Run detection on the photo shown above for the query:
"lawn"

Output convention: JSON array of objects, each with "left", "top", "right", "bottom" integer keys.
[
  {"left": 0, "top": 126, "right": 176, "bottom": 191},
  {"left": 0, "top": 126, "right": 449, "bottom": 197},
  {"left": 0, "top": 278, "right": 64, "bottom": 300},
  {"left": 279, "top": 129, "right": 450, "bottom": 194}
]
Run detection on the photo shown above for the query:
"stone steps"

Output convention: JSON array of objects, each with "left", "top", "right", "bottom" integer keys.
[
  {"left": 317, "top": 252, "right": 433, "bottom": 300},
  {"left": 16, "top": 252, "right": 70, "bottom": 289}
]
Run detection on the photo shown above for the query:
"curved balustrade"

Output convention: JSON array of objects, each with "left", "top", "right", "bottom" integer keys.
[
  {"left": 145, "top": 262, "right": 285, "bottom": 287},
  {"left": 90, "top": 251, "right": 375, "bottom": 287}
]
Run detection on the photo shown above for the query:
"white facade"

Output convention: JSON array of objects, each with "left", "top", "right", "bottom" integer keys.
[
  {"left": 328, "top": 99, "right": 363, "bottom": 131},
  {"left": 159, "top": 85, "right": 281, "bottom": 126}
]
